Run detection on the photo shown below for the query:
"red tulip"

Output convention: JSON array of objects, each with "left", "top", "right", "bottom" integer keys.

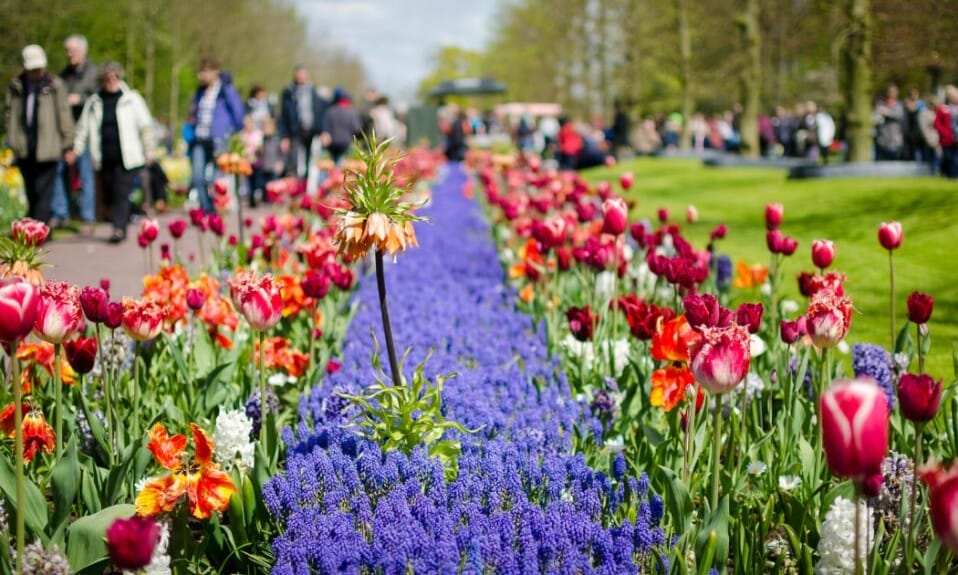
[
  {"left": 326, "top": 359, "right": 342, "bottom": 374},
  {"left": 780, "top": 316, "right": 807, "bottom": 344},
  {"left": 689, "top": 324, "right": 751, "bottom": 394},
  {"left": 806, "top": 287, "right": 852, "bottom": 348},
  {"left": 811, "top": 239, "right": 835, "bottom": 269},
  {"left": 10, "top": 217, "right": 49, "bottom": 246},
  {"left": 140, "top": 218, "right": 159, "bottom": 243},
  {"left": 601, "top": 197, "right": 628, "bottom": 236},
  {"left": 532, "top": 216, "right": 567, "bottom": 249},
  {"left": 64, "top": 336, "right": 97, "bottom": 374},
  {"left": 765, "top": 203, "right": 783, "bottom": 230},
  {"left": 656, "top": 208, "right": 669, "bottom": 223},
  {"left": 106, "top": 515, "right": 161, "bottom": 570},
  {"left": 710, "top": 224, "right": 727, "bottom": 241},
  {"left": 919, "top": 462, "right": 958, "bottom": 552},
  {"left": 682, "top": 293, "right": 732, "bottom": 331},
  {"left": 630, "top": 221, "right": 649, "bottom": 244},
  {"left": 189, "top": 209, "right": 207, "bottom": 229},
  {"left": 159, "top": 244, "right": 171, "bottom": 261},
  {"left": 897, "top": 373, "right": 942, "bottom": 423},
  {"left": 619, "top": 171, "right": 634, "bottom": 190},
  {"left": 820, "top": 378, "right": 889, "bottom": 482},
  {"left": 302, "top": 271, "right": 330, "bottom": 300},
  {"left": 228, "top": 271, "right": 283, "bottom": 331},
  {"left": 186, "top": 288, "right": 205, "bottom": 312},
  {"left": 566, "top": 306, "right": 599, "bottom": 342},
  {"left": 80, "top": 286, "right": 109, "bottom": 324},
  {"left": 878, "top": 221, "right": 903, "bottom": 251},
  {"left": 121, "top": 298, "right": 165, "bottom": 341},
  {"left": 735, "top": 302, "right": 764, "bottom": 334},
  {"left": 137, "top": 233, "right": 150, "bottom": 249},
  {"left": 208, "top": 214, "right": 225, "bottom": 237},
  {"left": 34, "top": 281, "right": 84, "bottom": 344},
  {"left": 168, "top": 219, "right": 188, "bottom": 239},
  {"left": 906, "top": 291, "right": 934, "bottom": 325},
  {"left": 0, "top": 278, "right": 39, "bottom": 342},
  {"left": 104, "top": 301, "right": 123, "bottom": 330},
  {"left": 780, "top": 235, "right": 798, "bottom": 256},
  {"left": 863, "top": 472, "right": 884, "bottom": 497},
  {"left": 100, "top": 278, "right": 111, "bottom": 293},
  {"left": 766, "top": 230, "right": 784, "bottom": 253}
]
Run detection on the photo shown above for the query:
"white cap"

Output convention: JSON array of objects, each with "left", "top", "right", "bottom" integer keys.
[{"left": 22, "top": 45, "right": 47, "bottom": 71}]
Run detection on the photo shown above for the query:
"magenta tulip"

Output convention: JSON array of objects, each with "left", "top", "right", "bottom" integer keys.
[
  {"left": 601, "top": 197, "right": 628, "bottom": 236},
  {"left": 0, "top": 278, "right": 39, "bottom": 342},
  {"left": 906, "top": 291, "right": 934, "bottom": 325},
  {"left": 920, "top": 463, "right": 958, "bottom": 552},
  {"left": 689, "top": 324, "right": 751, "bottom": 394},
  {"left": 34, "top": 281, "right": 84, "bottom": 344},
  {"left": 878, "top": 221, "right": 903, "bottom": 251},
  {"left": 106, "top": 515, "right": 160, "bottom": 570},
  {"left": 820, "top": 378, "right": 889, "bottom": 482},
  {"left": 898, "top": 373, "right": 942, "bottom": 423},
  {"left": 811, "top": 239, "right": 835, "bottom": 269},
  {"left": 765, "top": 203, "right": 783, "bottom": 230}
]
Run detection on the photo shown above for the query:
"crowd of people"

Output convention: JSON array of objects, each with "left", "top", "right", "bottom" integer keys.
[{"left": 4, "top": 38, "right": 406, "bottom": 243}]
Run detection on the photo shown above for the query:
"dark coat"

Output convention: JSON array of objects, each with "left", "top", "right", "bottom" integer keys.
[{"left": 279, "top": 83, "right": 328, "bottom": 139}]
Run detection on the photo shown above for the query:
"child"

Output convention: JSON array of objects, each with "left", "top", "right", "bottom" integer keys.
[{"left": 255, "top": 117, "right": 283, "bottom": 204}]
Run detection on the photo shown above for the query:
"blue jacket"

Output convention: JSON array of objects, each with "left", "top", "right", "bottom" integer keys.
[{"left": 188, "top": 72, "right": 244, "bottom": 143}]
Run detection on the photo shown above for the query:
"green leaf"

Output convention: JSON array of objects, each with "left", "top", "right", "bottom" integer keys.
[
  {"left": 694, "top": 495, "right": 730, "bottom": 571},
  {"left": 0, "top": 454, "right": 48, "bottom": 540},
  {"left": 49, "top": 438, "right": 80, "bottom": 545},
  {"left": 659, "top": 466, "right": 692, "bottom": 533},
  {"left": 66, "top": 504, "right": 135, "bottom": 572}
]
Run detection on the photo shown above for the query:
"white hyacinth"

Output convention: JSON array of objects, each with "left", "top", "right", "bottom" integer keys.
[
  {"left": 124, "top": 523, "right": 171, "bottom": 575},
  {"left": 594, "top": 271, "right": 617, "bottom": 302},
  {"left": 213, "top": 409, "right": 255, "bottom": 472},
  {"left": 815, "top": 497, "right": 873, "bottom": 575},
  {"left": 559, "top": 336, "right": 630, "bottom": 377}
]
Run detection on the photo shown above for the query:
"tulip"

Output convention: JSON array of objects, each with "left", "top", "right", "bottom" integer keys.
[
  {"left": 686, "top": 205, "right": 698, "bottom": 224},
  {"left": 710, "top": 224, "right": 727, "bottom": 241},
  {"left": 168, "top": 219, "right": 188, "bottom": 239},
  {"left": 566, "top": 306, "right": 599, "bottom": 342},
  {"left": 189, "top": 209, "right": 207, "bottom": 230},
  {"left": 906, "top": 291, "right": 934, "bottom": 325},
  {"left": 10, "top": 218, "right": 49, "bottom": 246},
  {"left": 780, "top": 235, "right": 798, "bottom": 256},
  {"left": 735, "top": 302, "right": 764, "bottom": 334},
  {"left": 302, "top": 271, "right": 330, "bottom": 300},
  {"left": 780, "top": 316, "right": 807, "bottom": 344},
  {"left": 765, "top": 203, "right": 783, "bottom": 230},
  {"left": 811, "top": 239, "right": 835, "bottom": 269},
  {"left": 689, "top": 324, "right": 751, "bottom": 394},
  {"left": 601, "top": 197, "right": 628, "bottom": 236},
  {"left": 64, "top": 336, "right": 97, "bottom": 375},
  {"left": 159, "top": 244, "right": 171, "bottom": 261},
  {"left": 80, "top": 286, "right": 110, "bottom": 323},
  {"left": 682, "top": 293, "right": 731, "bottom": 331},
  {"left": 656, "top": 208, "right": 669, "bottom": 223},
  {"left": 106, "top": 515, "right": 161, "bottom": 570},
  {"left": 137, "top": 234, "right": 150, "bottom": 249},
  {"left": 878, "top": 221, "right": 903, "bottom": 251},
  {"left": 806, "top": 287, "right": 852, "bottom": 348},
  {"left": 0, "top": 278, "right": 39, "bottom": 342},
  {"left": 208, "top": 214, "right": 225, "bottom": 237},
  {"left": 820, "top": 378, "right": 889, "bottom": 482},
  {"left": 186, "top": 288, "right": 205, "bottom": 312},
  {"left": 100, "top": 278, "right": 111, "bottom": 293},
  {"left": 919, "top": 462, "right": 958, "bottom": 552},
  {"left": 34, "top": 281, "right": 84, "bottom": 344},
  {"left": 863, "top": 472, "right": 884, "bottom": 498},
  {"left": 619, "top": 171, "right": 634, "bottom": 190},
  {"left": 104, "top": 301, "right": 123, "bottom": 330},
  {"left": 140, "top": 218, "right": 159, "bottom": 243},
  {"left": 228, "top": 271, "right": 283, "bottom": 331},
  {"left": 766, "top": 230, "right": 784, "bottom": 253},
  {"left": 897, "top": 373, "right": 942, "bottom": 423},
  {"left": 121, "top": 298, "right": 165, "bottom": 341}
]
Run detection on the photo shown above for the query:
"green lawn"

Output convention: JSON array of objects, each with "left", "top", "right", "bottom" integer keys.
[{"left": 582, "top": 158, "right": 958, "bottom": 378}]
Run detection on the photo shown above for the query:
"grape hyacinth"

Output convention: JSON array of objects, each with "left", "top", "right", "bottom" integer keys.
[
  {"left": 852, "top": 343, "right": 895, "bottom": 407},
  {"left": 268, "top": 164, "right": 665, "bottom": 572}
]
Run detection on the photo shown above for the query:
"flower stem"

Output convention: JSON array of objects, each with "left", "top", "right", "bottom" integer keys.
[
  {"left": 710, "top": 394, "right": 723, "bottom": 510},
  {"left": 309, "top": 301, "right": 318, "bottom": 373},
  {"left": 11, "top": 340, "right": 24, "bottom": 575},
  {"left": 133, "top": 342, "right": 141, "bottom": 438},
  {"left": 916, "top": 323, "right": 924, "bottom": 374},
  {"left": 907, "top": 424, "right": 923, "bottom": 568},
  {"left": 97, "top": 325, "right": 114, "bottom": 465},
  {"left": 889, "top": 251, "right": 896, "bottom": 353},
  {"left": 375, "top": 250, "right": 402, "bottom": 387},
  {"left": 259, "top": 330, "right": 268, "bottom": 447},
  {"left": 54, "top": 342, "right": 63, "bottom": 459},
  {"left": 683, "top": 386, "right": 697, "bottom": 485},
  {"left": 236, "top": 174, "right": 245, "bottom": 248},
  {"left": 854, "top": 492, "right": 865, "bottom": 575}
]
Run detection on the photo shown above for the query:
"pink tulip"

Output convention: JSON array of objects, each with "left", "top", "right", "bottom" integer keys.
[
  {"left": 532, "top": 216, "right": 567, "bottom": 249},
  {"left": 10, "top": 218, "right": 49, "bottom": 246},
  {"left": 898, "top": 373, "right": 942, "bottom": 423},
  {"left": 811, "top": 239, "right": 835, "bottom": 269},
  {"left": 878, "top": 221, "right": 903, "bottom": 251},
  {"left": 34, "top": 281, "right": 84, "bottom": 344},
  {"left": 780, "top": 235, "right": 798, "bottom": 256},
  {"left": 186, "top": 288, "right": 205, "bottom": 312},
  {"left": 140, "top": 218, "right": 159, "bottom": 243},
  {"left": 601, "top": 197, "right": 628, "bottom": 236},
  {"left": 167, "top": 219, "right": 188, "bottom": 239},
  {"left": 682, "top": 293, "right": 732, "bottom": 331},
  {"left": 765, "top": 203, "right": 783, "bottom": 230},
  {"left": 228, "top": 271, "right": 283, "bottom": 331},
  {"left": 121, "top": 298, "right": 166, "bottom": 341},
  {"left": 920, "top": 462, "right": 958, "bottom": 552},
  {"left": 906, "top": 292, "right": 934, "bottom": 325},
  {"left": 0, "top": 278, "right": 39, "bottom": 342},
  {"left": 686, "top": 205, "right": 698, "bottom": 224},
  {"left": 779, "top": 316, "right": 807, "bottom": 344},
  {"left": 821, "top": 378, "right": 889, "bottom": 482},
  {"left": 806, "top": 287, "right": 852, "bottom": 348},
  {"left": 104, "top": 301, "right": 123, "bottom": 330},
  {"left": 656, "top": 208, "right": 669, "bottom": 223},
  {"left": 689, "top": 324, "right": 751, "bottom": 394},
  {"left": 619, "top": 171, "right": 634, "bottom": 190},
  {"left": 106, "top": 515, "right": 161, "bottom": 570}
]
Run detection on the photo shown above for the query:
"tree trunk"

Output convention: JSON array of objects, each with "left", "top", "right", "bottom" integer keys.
[
  {"left": 844, "top": 0, "right": 873, "bottom": 162},
  {"left": 676, "top": 0, "right": 694, "bottom": 150},
  {"left": 739, "top": 0, "right": 761, "bottom": 158}
]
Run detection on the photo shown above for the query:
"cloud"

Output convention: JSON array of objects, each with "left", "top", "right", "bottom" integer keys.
[{"left": 292, "top": 0, "right": 501, "bottom": 101}]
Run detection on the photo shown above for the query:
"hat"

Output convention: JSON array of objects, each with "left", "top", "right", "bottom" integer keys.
[{"left": 22, "top": 45, "right": 47, "bottom": 71}]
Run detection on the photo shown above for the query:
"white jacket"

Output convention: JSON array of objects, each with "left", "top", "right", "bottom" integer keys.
[{"left": 74, "top": 83, "right": 156, "bottom": 171}]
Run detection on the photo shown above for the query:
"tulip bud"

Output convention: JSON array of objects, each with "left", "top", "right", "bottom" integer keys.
[
  {"left": 689, "top": 324, "right": 751, "bottom": 394},
  {"left": 186, "top": 288, "right": 205, "bottom": 312},
  {"left": 64, "top": 336, "right": 97, "bottom": 375},
  {"left": 326, "top": 359, "right": 342, "bottom": 374},
  {"left": 106, "top": 515, "right": 161, "bottom": 570},
  {"left": 780, "top": 236, "right": 798, "bottom": 256},
  {"left": 766, "top": 230, "right": 784, "bottom": 254},
  {"left": 878, "top": 221, "right": 903, "bottom": 251},
  {"left": 906, "top": 291, "right": 934, "bottom": 325},
  {"left": 765, "top": 203, "right": 783, "bottom": 230},
  {"left": 208, "top": 214, "right": 225, "bottom": 237},
  {"left": 601, "top": 197, "right": 628, "bottom": 236},
  {"left": 137, "top": 233, "right": 150, "bottom": 249},
  {"left": 104, "top": 301, "right": 123, "bottom": 329},
  {"left": 897, "top": 373, "right": 942, "bottom": 423},
  {"left": 0, "top": 278, "right": 39, "bottom": 342},
  {"left": 100, "top": 278, "right": 111, "bottom": 293},
  {"left": 919, "top": 462, "right": 958, "bottom": 552},
  {"left": 821, "top": 378, "right": 889, "bottom": 482},
  {"left": 735, "top": 302, "right": 764, "bottom": 334},
  {"left": 619, "top": 171, "right": 634, "bottom": 190},
  {"left": 159, "top": 244, "right": 171, "bottom": 261},
  {"left": 811, "top": 239, "right": 835, "bottom": 269},
  {"left": 780, "top": 316, "right": 807, "bottom": 344}
]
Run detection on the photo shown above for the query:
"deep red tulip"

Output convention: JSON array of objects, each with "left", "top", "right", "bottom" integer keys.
[
  {"left": 64, "top": 336, "right": 97, "bottom": 374},
  {"left": 906, "top": 291, "right": 934, "bottom": 325},
  {"left": 920, "top": 462, "right": 958, "bottom": 552},
  {"left": 811, "top": 239, "right": 835, "bottom": 269},
  {"left": 208, "top": 214, "right": 225, "bottom": 237},
  {"left": 780, "top": 316, "right": 807, "bottom": 344},
  {"left": 878, "top": 221, "right": 903, "bottom": 251},
  {"left": 186, "top": 288, "right": 205, "bottom": 312},
  {"left": 710, "top": 224, "right": 728, "bottom": 241},
  {"left": 104, "top": 301, "right": 123, "bottom": 330},
  {"left": 160, "top": 244, "right": 171, "bottom": 261},
  {"left": 80, "top": 286, "right": 109, "bottom": 324},
  {"left": 898, "top": 373, "right": 942, "bottom": 423},
  {"left": 863, "top": 472, "right": 884, "bottom": 497},
  {"left": 0, "top": 278, "right": 39, "bottom": 342},
  {"left": 302, "top": 271, "right": 331, "bottom": 300},
  {"left": 765, "top": 203, "right": 783, "bottom": 230},
  {"left": 682, "top": 293, "right": 731, "bottom": 331},
  {"left": 689, "top": 324, "right": 751, "bottom": 394},
  {"left": 566, "top": 306, "right": 599, "bottom": 342},
  {"left": 735, "top": 302, "right": 764, "bottom": 334},
  {"left": 656, "top": 208, "right": 669, "bottom": 223},
  {"left": 106, "top": 515, "right": 161, "bottom": 570},
  {"left": 821, "top": 378, "right": 889, "bottom": 482}
]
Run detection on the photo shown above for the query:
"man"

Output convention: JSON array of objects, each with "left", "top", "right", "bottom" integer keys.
[
  {"left": 187, "top": 56, "right": 244, "bottom": 213},
  {"left": 52, "top": 34, "right": 98, "bottom": 232},
  {"left": 5, "top": 45, "right": 75, "bottom": 225},
  {"left": 279, "top": 66, "right": 327, "bottom": 179}
]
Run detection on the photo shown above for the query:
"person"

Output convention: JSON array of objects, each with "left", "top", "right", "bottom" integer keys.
[
  {"left": 874, "top": 84, "right": 905, "bottom": 161},
  {"left": 815, "top": 103, "right": 836, "bottom": 164},
  {"left": 369, "top": 95, "right": 400, "bottom": 143},
  {"left": 557, "top": 117, "right": 583, "bottom": 170},
  {"left": 5, "top": 45, "right": 75, "bottom": 225},
  {"left": 186, "top": 56, "right": 244, "bottom": 213},
  {"left": 50, "top": 34, "right": 97, "bottom": 233},
  {"left": 918, "top": 95, "right": 941, "bottom": 174},
  {"left": 935, "top": 86, "right": 957, "bottom": 177},
  {"left": 255, "top": 116, "right": 283, "bottom": 204},
  {"left": 279, "top": 66, "right": 327, "bottom": 179},
  {"left": 246, "top": 84, "right": 273, "bottom": 131},
  {"left": 443, "top": 107, "right": 469, "bottom": 162},
  {"left": 321, "top": 87, "right": 362, "bottom": 165},
  {"left": 73, "top": 62, "right": 155, "bottom": 243},
  {"left": 903, "top": 88, "right": 928, "bottom": 163},
  {"left": 238, "top": 114, "right": 262, "bottom": 207},
  {"left": 611, "top": 100, "right": 631, "bottom": 158}
]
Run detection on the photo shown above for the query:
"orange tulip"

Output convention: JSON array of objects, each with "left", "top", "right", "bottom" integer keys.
[
  {"left": 733, "top": 261, "right": 769, "bottom": 289},
  {"left": 21, "top": 412, "right": 55, "bottom": 462},
  {"left": 651, "top": 316, "right": 700, "bottom": 363},
  {"left": 650, "top": 366, "right": 696, "bottom": 411}
]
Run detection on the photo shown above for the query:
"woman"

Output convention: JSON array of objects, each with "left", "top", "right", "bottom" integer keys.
[{"left": 74, "top": 61, "right": 155, "bottom": 243}]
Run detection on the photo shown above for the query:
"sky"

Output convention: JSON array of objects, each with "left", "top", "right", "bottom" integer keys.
[{"left": 292, "top": 0, "right": 502, "bottom": 103}]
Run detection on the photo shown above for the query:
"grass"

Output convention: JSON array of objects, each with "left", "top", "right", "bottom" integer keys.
[{"left": 582, "top": 157, "right": 958, "bottom": 378}]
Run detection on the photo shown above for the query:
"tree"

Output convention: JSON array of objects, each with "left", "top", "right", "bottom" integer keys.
[
  {"left": 843, "top": 0, "right": 873, "bottom": 162},
  {"left": 738, "top": 0, "right": 761, "bottom": 157}
]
